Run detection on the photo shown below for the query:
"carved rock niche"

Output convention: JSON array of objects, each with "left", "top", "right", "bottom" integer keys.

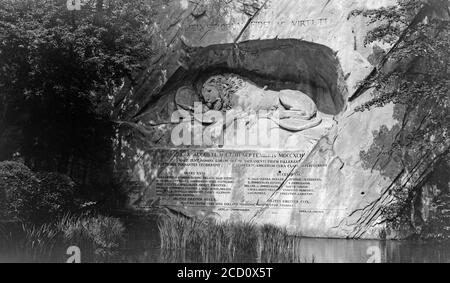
[{"left": 140, "top": 39, "right": 348, "bottom": 150}]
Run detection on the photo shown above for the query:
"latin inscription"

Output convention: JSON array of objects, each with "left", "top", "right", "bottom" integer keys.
[
  {"left": 185, "top": 18, "right": 329, "bottom": 32},
  {"left": 150, "top": 149, "right": 327, "bottom": 211}
]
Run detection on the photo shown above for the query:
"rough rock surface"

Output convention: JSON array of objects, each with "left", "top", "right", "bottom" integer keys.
[{"left": 123, "top": 0, "right": 434, "bottom": 240}]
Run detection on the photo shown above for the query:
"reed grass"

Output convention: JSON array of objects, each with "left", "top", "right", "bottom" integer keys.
[
  {"left": 0, "top": 221, "right": 64, "bottom": 262},
  {"left": 158, "top": 214, "right": 305, "bottom": 263},
  {"left": 257, "top": 224, "right": 303, "bottom": 263},
  {"left": 0, "top": 214, "right": 125, "bottom": 262}
]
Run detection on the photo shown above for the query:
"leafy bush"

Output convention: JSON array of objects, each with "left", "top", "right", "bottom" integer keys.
[
  {"left": 0, "top": 161, "right": 40, "bottom": 221},
  {"left": 0, "top": 161, "right": 78, "bottom": 223},
  {"left": 35, "top": 172, "right": 77, "bottom": 222}
]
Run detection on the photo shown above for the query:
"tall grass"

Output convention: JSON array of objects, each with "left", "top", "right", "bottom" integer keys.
[
  {"left": 158, "top": 214, "right": 305, "bottom": 263},
  {"left": 257, "top": 225, "right": 303, "bottom": 263},
  {"left": 57, "top": 214, "right": 125, "bottom": 258},
  {"left": 0, "top": 214, "right": 125, "bottom": 262},
  {"left": 0, "top": 221, "right": 64, "bottom": 262}
]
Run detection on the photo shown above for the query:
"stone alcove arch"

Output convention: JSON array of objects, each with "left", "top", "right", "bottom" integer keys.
[{"left": 157, "top": 38, "right": 348, "bottom": 116}]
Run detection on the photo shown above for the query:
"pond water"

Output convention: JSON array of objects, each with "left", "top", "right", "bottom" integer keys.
[
  {"left": 2, "top": 215, "right": 450, "bottom": 263},
  {"left": 116, "top": 216, "right": 450, "bottom": 263},
  {"left": 118, "top": 237, "right": 450, "bottom": 263}
]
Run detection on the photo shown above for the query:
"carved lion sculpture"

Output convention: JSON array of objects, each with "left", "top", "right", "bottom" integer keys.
[{"left": 175, "top": 73, "right": 322, "bottom": 132}]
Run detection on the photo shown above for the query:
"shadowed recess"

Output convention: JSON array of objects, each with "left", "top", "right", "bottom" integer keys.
[{"left": 143, "top": 38, "right": 348, "bottom": 117}]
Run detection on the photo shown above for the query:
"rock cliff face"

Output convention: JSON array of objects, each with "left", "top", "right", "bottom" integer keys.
[
  {"left": 123, "top": 0, "right": 438, "bottom": 239},
  {"left": 126, "top": 0, "right": 391, "bottom": 120}
]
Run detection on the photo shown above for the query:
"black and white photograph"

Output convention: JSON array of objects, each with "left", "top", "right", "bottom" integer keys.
[{"left": 0, "top": 0, "right": 449, "bottom": 266}]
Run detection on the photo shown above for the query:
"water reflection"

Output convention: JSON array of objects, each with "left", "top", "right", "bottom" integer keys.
[
  {"left": 3, "top": 214, "right": 450, "bottom": 263},
  {"left": 293, "top": 238, "right": 450, "bottom": 263},
  {"left": 118, "top": 238, "right": 450, "bottom": 263},
  {"left": 117, "top": 220, "right": 450, "bottom": 263},
  {"left": 116, "top": 217, "right": 450, "bottom": 263}
]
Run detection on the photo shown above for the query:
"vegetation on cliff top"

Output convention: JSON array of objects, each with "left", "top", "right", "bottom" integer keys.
[{"left": 353, "top": 0, "right": 450, "bottom": 237}]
